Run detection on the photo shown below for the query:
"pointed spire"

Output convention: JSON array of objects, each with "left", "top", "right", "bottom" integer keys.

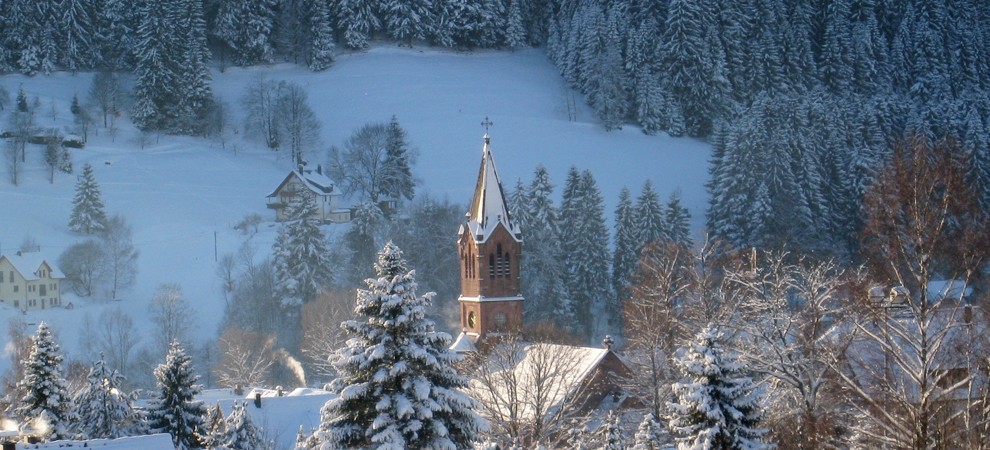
[{"left": 466, "top": 131, "right": 521, "bottom": 243}]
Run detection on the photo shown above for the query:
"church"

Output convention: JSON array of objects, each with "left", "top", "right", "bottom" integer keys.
[{"left": 450, "top": 125, "right": 632, "bottom": 436}]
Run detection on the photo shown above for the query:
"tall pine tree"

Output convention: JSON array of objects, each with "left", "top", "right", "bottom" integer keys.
[
  {"left": 272, "top": 192, "right": 334, "bottom": 306},
  {"left": 222, "top": 401, "right": 266, "bottom": 450},
  {"left": 15, "top": 322, "right": 72, "bottom": 441},
  {"left": 669, "top": 325, "right": 769, "bottom": 450},
  {"left": 69, "top": 163, "right": 108, "bottom": 235},
  {"left": 146, "top": 341, "right": 207, "bottom": 450},
  {"left": 70, "top": 354, "right": 140, "bottom": 439},
  {"left": 612, "top": 186, "right": 639, "bottom": 307},
  {"left": 560, "top": 168, "right": 614, "bottom": 341},
  {"left": 316, "top": 242, "right": 484, "bottom": 449}
]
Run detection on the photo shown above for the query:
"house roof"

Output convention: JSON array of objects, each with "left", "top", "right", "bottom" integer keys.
[
  {"left": 267, "top": 166, "right": 336, "bottom": 198},
  {"left": 1, "top": 252, "right": 64, "bottom": 281},
  {"left": 450, "top": 331, "right": 478, "bottom": 353},
  {"left": 470, "top": 342, "right": 617, "bottom": 421},
  {"left": 196, "top": 387, "right": 334, "bottom": 450},
  {"left": 21, "top": 433, "right": 175, "bottom": 449},
  {"left": 461, "top": 134, "right": 521, "bottom": 244}
]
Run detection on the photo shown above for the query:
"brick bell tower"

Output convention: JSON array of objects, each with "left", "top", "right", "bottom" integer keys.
[{"left": 455, "top": 127, "right": 523, "bottom": 346}]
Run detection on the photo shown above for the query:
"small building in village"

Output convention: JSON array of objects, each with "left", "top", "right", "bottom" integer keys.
[
  {"left": 267, "top": 165, "right": 350, "bottom": 223},
  {"left": 0, "top": 251, "right": 64, "bottom": 310}
]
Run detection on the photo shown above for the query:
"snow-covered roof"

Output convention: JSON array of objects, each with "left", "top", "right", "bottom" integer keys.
[
  {"left": 267, "top": 166, "right": 336, "bottom": 198},
  {"left": 450, "top": 331, "right": 478, "bottom": 353},
  {"left": 19, "top": 433, "right": 175, "bottom": 449},
  {"left": 462, "top": 134, "right": 521, "bottom": 243},
  {"left": 471, "top": 342, "right": 614, "bottom": 421},
  {"left": 1, "top": 252, "right": 64, "bottom": 281},
  {"left": 196, "top": 387, "right": 334, "bottom": 449}
]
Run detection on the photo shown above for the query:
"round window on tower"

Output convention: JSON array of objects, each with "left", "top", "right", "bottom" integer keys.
[
  {"left": 494, "top": 312, "right": 508, "bottom": 329},
  {"left": 467, "top": 311, "right": 477, "bottom": 328}
]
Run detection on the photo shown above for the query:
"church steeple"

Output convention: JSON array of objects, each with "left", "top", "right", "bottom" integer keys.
[
  {"left": 465, "top": 132, "right": 522, "bottom": 244},
  {"left": 456, "top": 126, "right": 524, "bottom": 344}
]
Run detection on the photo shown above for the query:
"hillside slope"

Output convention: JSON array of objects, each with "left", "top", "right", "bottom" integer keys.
[{"left": 0, "top": 45, "right": 710, "bottom": 376}]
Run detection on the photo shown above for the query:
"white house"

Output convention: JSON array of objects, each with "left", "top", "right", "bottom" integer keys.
[
  {"left": 267, "top": 165, "right": 350, "bottom": 223},
  {"left": 0, "top": 252, "right": 64, "bottom": 310}
]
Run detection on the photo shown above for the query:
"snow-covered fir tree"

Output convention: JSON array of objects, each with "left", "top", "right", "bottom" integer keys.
[
  {"left": 635, "top": 180, "right": 667, "bottom": 251},
  {"left": 381, "top": 0, "right": 434, "bottom": 46},
  {"left": 613, "top": 186, "right": 639, "bottom": 305},
  {"left": 272, "top": 193, "right": 333, "bottom": 305},
  {"left": 600, "top": 410, "right": 627, "bottom": 450},
  {"left": 566, "top": 421, "right": 594, "bottom": 450},
  {"left": 307, "top": 0, "right": 336, "bottom": 71},
  {"left": 213, "top": 0, "right": 276, "bottom": 66},
  {"left": 146, "top": 341, "right": 208, "bottom": 450},
  {"left": 315, "top": 242, "right": 485, "bottom": 449},
  {"left": 382, "top": 115, "right": 416, "bottom": 202},
  {"left": 560, "top": 168, "right": 613, "bottom": 341},
  {"left": 92, "top": 0, "right": 138, "bottom": 70},
  {"left": 202, "top": 402, "right": 226, "bottom": 449},
  {"left": 15, "top": 322, "right": 72, "bottom": 441},
  {"left": 60, "top": 0, "right": 95, "bottom": 72},
  {"left": 632, "top": 414, "right": 665, "bottom": 450},
  {"left": 335, "top": 0, "right": 380, "bottom": 49},
  {"left": 665, "top": 191, "right": 692, "bottom": 248},
  {"left": 69, "top": 354, "right": 140, "bottom": 439},
  {"left": 132, "top": 0, "right": 213, "bottom": 134},
  {"left": 515, "top": 165, "right": 571, "bottom": 327},
  {"left": 343, "top": 201, "right": 385, "bottom": 287},
  {"left": 222, "top": 401, "right": 266, "bottom": 450},
  {"left": 669, "top": 325, "right": 769, "bottom": 450}
]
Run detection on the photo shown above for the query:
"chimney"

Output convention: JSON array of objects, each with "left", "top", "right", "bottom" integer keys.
[
  {"left": 234, "top": 384, "right": 243, "bottom": 396},
  {"left": 254, "top": 392, "right": 262, "bottom": 408},
  {"left": 965, "top": 304, "right": 973, "bottom": 324},
  {"left": 602, "top": 335, "right": 614, "bottom": 351},
  {"left": 277, "top": 386, "right": 284, "bottom": 397}
]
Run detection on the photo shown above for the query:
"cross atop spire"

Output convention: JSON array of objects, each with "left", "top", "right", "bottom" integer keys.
[{"left": 481, "top": 117, "right": 493, "bottom": 144}]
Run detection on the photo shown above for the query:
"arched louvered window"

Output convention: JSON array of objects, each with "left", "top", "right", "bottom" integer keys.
[
  {"left": 496, "top": 244, "right": 504, "bottom": 277},
  {"left": 489, "top": 254, "right": 495, "bottom": 279},
  {"left": 504, "top": 254, "right": 511, "bottom": 278}
]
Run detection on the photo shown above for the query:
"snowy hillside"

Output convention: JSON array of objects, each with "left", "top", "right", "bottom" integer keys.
[{"left": 0, "top": 45, "right": 710, "bottom": 375}]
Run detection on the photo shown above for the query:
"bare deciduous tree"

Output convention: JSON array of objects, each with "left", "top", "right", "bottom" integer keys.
[
  {"left": 242, "top": 78, "right": 284, "bottom": 151},
  {"left": 838, "top": 135, "right": 990, "bottom": 449},
  {"left": 277, "top": 83, "right": 320, "bottom": 165},
  {"left": 101, "top": 215, "right": 139, "bottom": 301},
  {"left": 468, "top": 336, "right": 592, "bottom": 448},
  {"left": 88, "top": 71, "right": 121, "bottom": 129},
  {"left": 300, "top": 290, "right": 353, "bottom": 382},
  {"left": 622, "top": 241, "right": 694, "bottom": 420},
  {"left": 59, "top": 240, "right": 106, "bottom": 297},
  {"left": 213, "top": 327, "right": 276, "bottom": 389},
  {"left": 149, "top": 283, "right": 194, "bottom": 357},
  {"left": 729, "top": 250, "right": 856, "bottom": 449},
  {"left": 79, "top": 308, "right": 139, "bottom": 378}
]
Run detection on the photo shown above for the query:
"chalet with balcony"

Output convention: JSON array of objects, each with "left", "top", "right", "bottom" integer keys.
[
  {"left": 0, "top": 251, "right": 64, "bottom": 310},
  {"left": 267, "top": 165, "right": 350, "bottom": 223}
]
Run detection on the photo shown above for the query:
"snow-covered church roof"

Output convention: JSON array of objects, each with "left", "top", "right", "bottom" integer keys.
[{"left": 461, "top": 133, "right": 522, "bottom": 243}]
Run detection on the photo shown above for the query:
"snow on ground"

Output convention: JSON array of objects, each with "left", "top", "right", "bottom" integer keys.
[{"left": 0, "top": 44, "right": 710, "bottom": 378}]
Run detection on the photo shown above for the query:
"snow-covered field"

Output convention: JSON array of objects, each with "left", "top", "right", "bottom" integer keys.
[{"left": 0, "top": 45, "right": 710, "bottom": 377}]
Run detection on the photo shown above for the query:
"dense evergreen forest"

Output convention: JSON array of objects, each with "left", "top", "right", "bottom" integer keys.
[{"left": 2, "top": 0, "right": 988, "bottom": 255}]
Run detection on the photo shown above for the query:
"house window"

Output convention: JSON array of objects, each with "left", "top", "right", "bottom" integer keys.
[
  {"left": 13, "top": 285, "right": 18, "bottom": 293},
  {"left": 40, "top": 285, "right": 46, "bottom": 296}
]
